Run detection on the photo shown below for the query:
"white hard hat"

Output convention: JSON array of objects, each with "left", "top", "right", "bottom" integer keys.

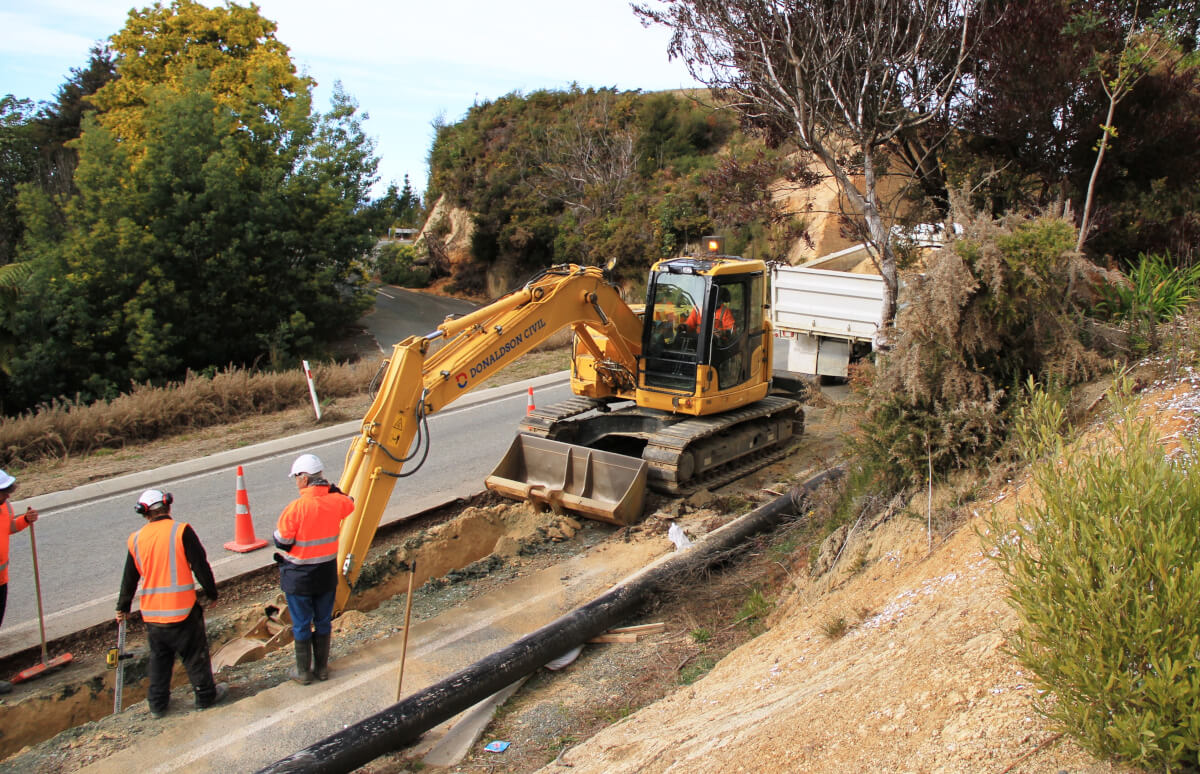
[
  {"left": 136, "top": 489, "right": 173, "bottom": 514},
  {"left": 138, "top": 489, "right": 167, "bottom": 508},
  {"left": 0, "top": 470, "right": 14, "bottom": 490},
  {"left": 290, "top": 453, "right": 324, "bottom": 478}
]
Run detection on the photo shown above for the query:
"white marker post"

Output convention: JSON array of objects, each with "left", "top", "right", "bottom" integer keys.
[{"left": 302, "top": 360, "right": 322, "bottom": 420}]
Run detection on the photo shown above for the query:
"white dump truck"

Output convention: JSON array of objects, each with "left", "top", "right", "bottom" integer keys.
[{"left": 771, "top": 243, "right": 887, "bottom": 379}]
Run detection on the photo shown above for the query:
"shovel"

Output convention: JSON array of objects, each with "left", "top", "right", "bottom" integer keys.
[{"left": 11, "top": 522, "right": 73, "bottom": 683}]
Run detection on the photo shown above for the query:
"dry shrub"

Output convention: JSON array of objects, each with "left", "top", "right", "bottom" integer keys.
[
  {"left": 853, "top": 205, "right": 1114, "bottom": 492},
  {"left": 0, "top": 362, "right": 377, "bottom": 467}
]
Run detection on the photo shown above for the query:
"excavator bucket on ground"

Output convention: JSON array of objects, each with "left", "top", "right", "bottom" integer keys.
[
  {"left": 211, "top": 600, "right": 292, "bottom": 672},
  {"left": 485, "top": 435, "right": 649, "bottom": 526}
]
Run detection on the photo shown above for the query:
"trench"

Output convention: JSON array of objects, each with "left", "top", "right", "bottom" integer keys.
[
  {"left": 259, "top": 467, "right": 843, "bottom": 773},
  {"left": 0, "top": 496, "right": 578, "bottom": 761}
]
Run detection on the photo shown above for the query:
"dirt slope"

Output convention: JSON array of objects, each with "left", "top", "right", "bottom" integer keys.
[{"left": 529, "top": 379, "right": 1200, "bottom": 774}]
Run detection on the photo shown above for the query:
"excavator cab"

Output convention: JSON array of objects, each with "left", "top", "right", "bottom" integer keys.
[{"left": 641, "top": 257, "right": 765, "bottom": 400}]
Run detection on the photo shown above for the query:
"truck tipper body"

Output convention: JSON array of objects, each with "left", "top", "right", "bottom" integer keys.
[{"left": 771, "top": 243, "right": 887, "bottom": 379}]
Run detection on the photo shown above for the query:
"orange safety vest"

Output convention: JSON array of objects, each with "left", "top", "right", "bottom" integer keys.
[
  {"left": 713, "top": 305, "right": 734, "bottom": 332},
  {"left": 685, "top": 305, "right": 734, "bottom": 333},
  {"left": 275, "top": 486, "right": 354, "bottom": 565},
  {"left": 0, "top": 502, "right": 31, "bottom": 586},
  {"left": 127, "top": 519, "right": 197, "bottom": 624}
]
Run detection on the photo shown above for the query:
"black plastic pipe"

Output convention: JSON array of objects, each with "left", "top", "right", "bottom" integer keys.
[{"left": 257, "top": 466, "right": 843, "bottom": 774}]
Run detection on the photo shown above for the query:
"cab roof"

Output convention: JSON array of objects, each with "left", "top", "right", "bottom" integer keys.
[{"left": 652, "top": 255, "right": 766, "bottom": 276}]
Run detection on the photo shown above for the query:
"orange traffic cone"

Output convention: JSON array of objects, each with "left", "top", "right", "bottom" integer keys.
[
  {"left": 526, "top": 386, "right": 536, "bottom": 414},
  {"left": 225, "top": 465, "right": 268, "bottom": 552}
]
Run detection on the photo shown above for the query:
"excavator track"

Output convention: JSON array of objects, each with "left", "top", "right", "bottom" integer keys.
[
  {"left": 518, "top": 394, "right": 804, "bottom": 497},
  {"left": 642, "top": 396, "right": 804, "bottom": 495},
  {"left": 520, "top": 396, "right": 615, "bottom": 435}
]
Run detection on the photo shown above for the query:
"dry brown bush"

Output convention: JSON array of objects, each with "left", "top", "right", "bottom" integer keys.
[
  {"left": 0, "top": 362, "right": 376, "bottom": 467},
  {"left": 852, "top": 205, "right": 1116, "bottom": 491}
]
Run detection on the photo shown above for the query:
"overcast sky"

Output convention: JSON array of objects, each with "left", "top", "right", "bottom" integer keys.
[{"left": 0, "top": 0, "right": 701, "bottom": 198}]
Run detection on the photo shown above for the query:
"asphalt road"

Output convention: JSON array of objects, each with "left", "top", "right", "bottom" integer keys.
[
  {"left": 364, "top": 284, "right": 479, "bottom": 353},
  {"left": 0, "top": 284, "right": 567, "bottom": 659}
]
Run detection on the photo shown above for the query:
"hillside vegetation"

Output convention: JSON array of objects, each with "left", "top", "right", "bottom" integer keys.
[
  {"left": 417, "top": 87, "right": 802, "bottom": 294},
  {"left": 522, "top": 368, "right": 1198, "bottom": 774}
]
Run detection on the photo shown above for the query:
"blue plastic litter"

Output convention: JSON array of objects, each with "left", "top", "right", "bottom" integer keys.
[{"left": 484, "top": 740, "right": 510, "bottom": 753}]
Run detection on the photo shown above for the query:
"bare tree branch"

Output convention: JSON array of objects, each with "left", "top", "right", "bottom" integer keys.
[{"left": 635, "top": 0, "right": 984, "bottom": 327}]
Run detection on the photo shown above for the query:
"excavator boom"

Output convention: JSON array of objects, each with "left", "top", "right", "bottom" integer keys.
[{"left": 333, "top": 265, "right": 644, "bottom": 614}]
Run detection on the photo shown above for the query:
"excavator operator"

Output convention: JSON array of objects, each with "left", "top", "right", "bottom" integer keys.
[{"left": 684, "top": 286, "right": 735, "bottom": 336}]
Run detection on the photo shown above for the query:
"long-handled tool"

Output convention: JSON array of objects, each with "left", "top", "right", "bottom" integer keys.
[
  {"left": 395, "top": 561, "right": 416, "bottom": 701},
  {"left": 11, "top": 522, "right": 74, "bottom": 683},
  {"left": 108, "top": 618, "right": 132, "bottom": 713}
]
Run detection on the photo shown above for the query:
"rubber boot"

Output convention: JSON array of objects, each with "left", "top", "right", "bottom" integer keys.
[
  {"left": 312, "top": 634, "right": 331, "bottom": 681},
  {"left": 196, "top": 682, "right": 229, "bottom": 709},
  {"left": 290, "top": 639, "right": 313, "bottom": 685}
]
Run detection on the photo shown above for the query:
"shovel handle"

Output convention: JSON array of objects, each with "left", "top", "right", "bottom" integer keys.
[
  {"left": 28, "top": 523, "right": 48, "bottom": 664},
  {"left": 395, "top": 561, "right": 416, "bottom": 701}
]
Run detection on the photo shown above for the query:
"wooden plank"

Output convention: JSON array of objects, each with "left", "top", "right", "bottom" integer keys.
[
  {"left": 588, "top": 633, "right": 642, "bottom": 644},
  {"left": 588, "top": 622, "right": 667, "bottom": 643},
  {"left": 606, "top": 622, "right": 666, "bottom": 634}
]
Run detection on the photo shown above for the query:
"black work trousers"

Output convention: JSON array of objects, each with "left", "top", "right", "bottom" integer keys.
[{"left": 145, "top": 604, "right": 218, "bottom": 712}]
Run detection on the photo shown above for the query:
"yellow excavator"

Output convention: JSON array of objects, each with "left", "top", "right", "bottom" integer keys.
[
  {"left": 332, "top": 237, "right": 804, "bottom": 615},
  {"left": 213, "top": 238, "right": 805, "bottom": 667}
]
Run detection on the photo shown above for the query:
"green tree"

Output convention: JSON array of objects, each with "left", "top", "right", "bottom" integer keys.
[
  {"left": 956, "top": 0, "right": 1200, "bottom": 263},
  {"left": 94, "top": 0, "right": 308, "bottom": 147},
  {"left": 0, "top": 96, "right": 39, "bottom": 266},
  {"left": 396, "top": 175, "right": 422, "bottom": 226},
  {"left": 364, "top": 175, "right": 424, "bottom": 236},
  {"left": 282, "top": 81, "right": 378, "bottom": 333},
  {"left": 1075, "top": 19, "right": 1178, "bottom": 252},
  {"left": 0, "top": 47, "right": 116, "bottom": 277},
  {"left": 29, "top": 45, "right": 119, "bottom": 197},
  {"left": 2, "top": 2, "right": 377, "bottom": 411}
]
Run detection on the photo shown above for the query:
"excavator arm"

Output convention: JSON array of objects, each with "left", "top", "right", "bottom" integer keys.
[{"left": 333, "top": 264, "right": 643, "bottom": 614}]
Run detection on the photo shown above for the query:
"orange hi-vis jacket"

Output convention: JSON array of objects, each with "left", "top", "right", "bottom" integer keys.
[
  {"left": 127, "top": 519, "right": 197, "bottom": 624},
  {"left": 274, "top": 486, "right": 354, "bottom": 566},
  {"left": 685, "top": 304, "right": 734, "bottom": 333},
  {"left": 0, "top": 501, "right": 33, "bottom": 586}
]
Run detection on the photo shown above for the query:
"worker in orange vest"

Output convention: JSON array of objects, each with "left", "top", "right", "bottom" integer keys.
[
  {"left": 0, "top": 469, "right": 38, "bottom": 694},
  {"left": 116, "top": 490, "right": 227, "bottom": 718},
  {"left": 274, "top": 453, "right": 354, "bottom": 684},
  {"left": 684, "top": 286, "right": 735, "bottom": 334}
]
